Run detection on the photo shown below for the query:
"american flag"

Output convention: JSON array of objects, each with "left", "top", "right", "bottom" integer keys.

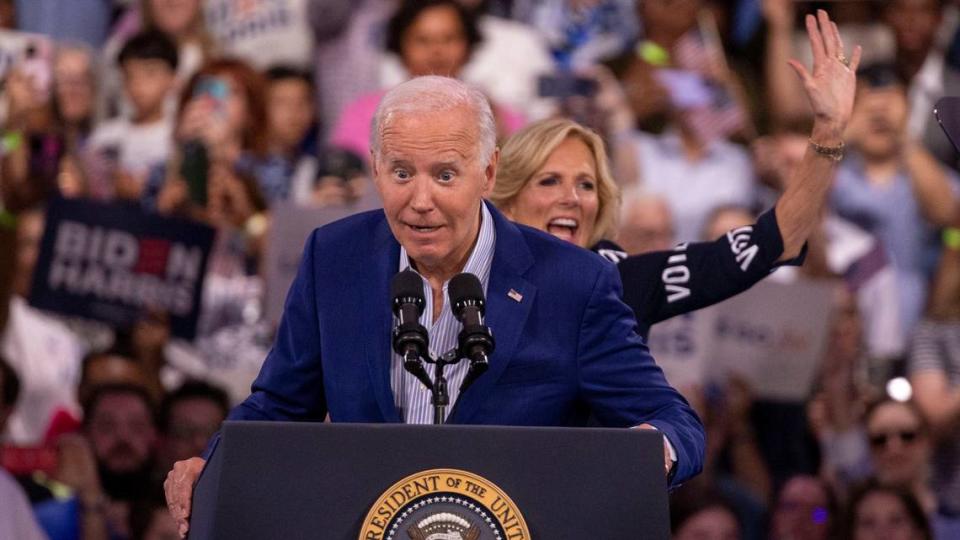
[{"left": 669, "top": 30, "right": 746, "bottom": 143}]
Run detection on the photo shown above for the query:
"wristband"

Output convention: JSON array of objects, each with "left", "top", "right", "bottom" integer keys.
[
  {"left": 1, "top": 131, "right": 23, "bottom": 155},
  {"left": 944, "top": 228, "right": 960, "bottom": 250}
]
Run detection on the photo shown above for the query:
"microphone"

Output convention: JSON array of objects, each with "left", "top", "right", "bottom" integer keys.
[
  {"left": 390, "top": 269, "right": 433, "bottom": 391},
  {"left": 448, "top": 273, "right": 495, "bottom": 392}
]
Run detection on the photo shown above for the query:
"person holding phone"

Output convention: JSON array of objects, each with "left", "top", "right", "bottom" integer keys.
[{"left": 141, "top": 58, "right": 279, "bottom": 217}]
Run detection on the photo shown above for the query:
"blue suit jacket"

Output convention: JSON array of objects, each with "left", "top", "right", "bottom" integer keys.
[{"left": 225, "top": 202, "right": 705, "bottom": 484}]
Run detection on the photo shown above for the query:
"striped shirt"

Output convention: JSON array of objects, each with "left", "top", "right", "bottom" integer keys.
[
  {"left": 909, "top": 319, "right": 960, "bottom": 515},
  {"left": 391, "top": 204, "right": 496, "bottom": 424}
]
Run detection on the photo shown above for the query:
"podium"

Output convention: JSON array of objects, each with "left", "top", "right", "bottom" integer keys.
[{"left": 188, "top": 421, "right": 670, "bottom": 539}]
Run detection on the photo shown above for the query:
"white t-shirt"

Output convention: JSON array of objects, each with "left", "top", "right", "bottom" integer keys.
[
  {"left": 1, "top": 296, "right": 85, "bottom": 445},
  {"left": 630, "top": 131, "right": 756, "bottom": 243},
  {"left": 380, "top": 15, "right": 556, "bottom": 121},
  {"left": 87, "top": 117, "right": 173, "bottom": 180}
]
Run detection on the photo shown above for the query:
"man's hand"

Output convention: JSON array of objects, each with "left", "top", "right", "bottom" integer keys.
[
  {"left": 635, "top": 423, "right": 673, "bottom": 476},
  {"left": 787, "top": 10, "right": 862, "bottom": 140},
  {"left": 164, "top": 457, "right": 206, "bottom": 538}
]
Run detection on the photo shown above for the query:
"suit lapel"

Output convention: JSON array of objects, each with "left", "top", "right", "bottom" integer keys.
[
  {"left": 449, "top": 204, "right": 536, "bottom": 424},
  {"left": 360, "top": 215, "right": 402, "bottom": 422}
]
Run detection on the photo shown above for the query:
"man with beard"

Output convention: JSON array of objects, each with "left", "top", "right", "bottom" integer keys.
[{"left": 65, "top": 384, "right": 159, "bottom": 538}]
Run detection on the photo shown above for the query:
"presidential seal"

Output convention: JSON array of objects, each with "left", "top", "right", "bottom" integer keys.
[{"left": 358, "top": 469, "right": 531, "bottom": 540}]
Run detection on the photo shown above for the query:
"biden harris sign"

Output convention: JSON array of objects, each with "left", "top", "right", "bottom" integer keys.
[{"left": 29, "top": 197, "right": 215, "bottom": 339}]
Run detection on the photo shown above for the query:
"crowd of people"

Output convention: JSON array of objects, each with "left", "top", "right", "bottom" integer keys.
[{"left": 1, "top": 0, "right": 959, "bottom": 539}]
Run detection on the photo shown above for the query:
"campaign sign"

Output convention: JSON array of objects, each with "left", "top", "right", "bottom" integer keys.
[
  {"left": 29, "top": 198, "right": 215, "bottom": 339},
  {"left": 264, "top": 194, "right": 381, "bottom": 325},
  {"left": 646, "top": 311, "right": 715, "bottom": 392},
  {"left": 704, "top": 278, "right": 836, "bottom": 402}
]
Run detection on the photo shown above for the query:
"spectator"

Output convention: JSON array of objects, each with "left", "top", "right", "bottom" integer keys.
[
  {"left": 381, "top": 0, "right": 557, "bottom": 121},
  {"left": 100, "top": 0, "right": 214, "bottom": 120},
  {"left": 143, "top": 58, "right": 281, "bottom": 209},
  {"left": 513, "top": 0, "right": 639, "bottom": 68},
  {"left": 756, "top": 118, "right": 905, "bottom": 364},
  {"left": 88, "top": 30, "right": 179, "bottom": 202},
  {"left": 157, "top": 380, "right": 228, "bottom": 472},
  {"left": 1, "top": 208, "right": 85, "bottom": 445},
  {"left": 78, "top": 349, "right": 152, "bottom": 408},
  {"left": 263, "top": 66, "right": 322, "bottom": 206},
  {"left": 769, "top": 474, "right": 838, "bottom": 540},
  {"left": 884, "top": 0, "right": 959, "bottom": 169},
  {"left": 909, "top": 230, "right": 960, "bottom": 536},
  {"left": 833, "top": 63, "right": 959, "bottom": 335},
  {"left": 1, "top": 44, "right": 99, "bottom": 209},
  {"left": 64, "top": 384, "right": 159, "bottom": 539},
  {"left": 846, "top": 481, "right": 933, "bottom": 540},
  {"left": 864, "top": 400, "right": 936, "bottom": 514},
  {"left": 669, "top": 487, "right": 741, "bottom": 540},
  {"left": 330, "top": 0, "right": 525, "bottom": 162},
  {"left": 615, "top": 190, "right": 675, "bottom": 255}
]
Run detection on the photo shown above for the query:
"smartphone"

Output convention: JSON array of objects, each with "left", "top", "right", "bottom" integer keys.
[
  {"left": 537, "top": 74, "right": 598, "bottom": 99},
  {"left": 0, "top": 30, "right": 53, "bottom": 99},
  {"left": 180, "top": 140, "right": 209, "bottom": 206},
  {"left": 194, "top": 75, "right": 229, "bottom": 117}
]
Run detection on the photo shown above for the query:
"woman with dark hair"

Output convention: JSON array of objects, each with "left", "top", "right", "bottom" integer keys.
[
  {"left": 330, "top": 0, "right": 524, "bottom": 162},
  {"left": 846, "top": 481, "right": 933, "bottom": 540},
  {"left": 142, "top": 57, "right": 280, "bottom": 214}
]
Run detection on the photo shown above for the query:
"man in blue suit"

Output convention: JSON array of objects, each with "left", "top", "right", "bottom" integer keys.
[{"left": 166, "top": 75, "right": 704, "bottom": 537}]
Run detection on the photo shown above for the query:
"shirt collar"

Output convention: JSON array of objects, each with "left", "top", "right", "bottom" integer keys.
[{"left": 398, "top": 201, "right": 496, "bottom": 291}]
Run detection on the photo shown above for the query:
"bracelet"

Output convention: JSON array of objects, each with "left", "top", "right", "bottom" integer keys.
[
  {"left": 1, "top": 131, "right": 23, "bottom": 155},
  {"left": 944, "top": 228, "right": 960, "bottom": 250},
  {"left": 809, "top": 138, "right": 844, "bottom": 161}
]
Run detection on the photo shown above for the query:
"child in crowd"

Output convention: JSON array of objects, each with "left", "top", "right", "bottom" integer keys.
[{"left": 87, "top": 30, "right": 178, "bottom": 200}]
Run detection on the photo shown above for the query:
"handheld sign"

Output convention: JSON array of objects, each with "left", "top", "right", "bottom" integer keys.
[{"left": 29, "top": 197, "right": 215, "bottom": 339}]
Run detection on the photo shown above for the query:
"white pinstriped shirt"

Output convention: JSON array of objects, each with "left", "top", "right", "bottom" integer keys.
[{"left": 391, "top": 203, "right": 496, "bottom": 423}]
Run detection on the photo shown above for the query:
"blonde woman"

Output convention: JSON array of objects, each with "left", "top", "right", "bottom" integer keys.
[{"left": 492, "top": 11, "right": 863, "bottom": 339}]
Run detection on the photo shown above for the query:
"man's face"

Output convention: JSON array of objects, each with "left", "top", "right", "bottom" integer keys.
[
  {"left": 163, "top": 397, "right": 225, "bottom": 464},
  {"left": 86, "top": 392, "right": 157, "bottom": 474},
  {"left": 373, "top": 106, "right": 496, "bottom": 273},
  {"left": 616, "top": 198, "right": 674, "bottom": 255},
  {"left": 886, "top": 0, "right": 942, "bottom": 55},
  {"left": 267, "top": 78, "right": 315, "bottom": 152}
]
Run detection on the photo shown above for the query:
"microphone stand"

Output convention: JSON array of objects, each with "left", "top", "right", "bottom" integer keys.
[{"left": 417, "top": 349, "right": 462, "bottom": 425}]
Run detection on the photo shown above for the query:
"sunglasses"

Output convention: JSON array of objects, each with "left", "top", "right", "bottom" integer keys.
[{"left": 868, "top": 430, "right": 919, "bottom": 448}]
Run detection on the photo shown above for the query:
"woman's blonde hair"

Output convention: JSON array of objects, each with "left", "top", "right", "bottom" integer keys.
[{"left": 492, "top": 118, "right": 620, "bottom": 246}]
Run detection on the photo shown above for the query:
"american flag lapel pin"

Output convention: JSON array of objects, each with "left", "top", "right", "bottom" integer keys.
[{"left": 507, "top": 289, "right": 523, "bottom": 303}]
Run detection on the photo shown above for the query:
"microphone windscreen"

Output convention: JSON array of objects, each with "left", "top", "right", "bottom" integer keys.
[
  {"left": 448, "top": 273, "right": 484, "bottom": 317},
  {"left": 391, "top": 269, "right": 424, "bottom": 307}
]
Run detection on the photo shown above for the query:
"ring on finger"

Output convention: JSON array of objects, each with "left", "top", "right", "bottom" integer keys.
[{"left": 837, "top": 53, "right": 849, "bottom": 67}]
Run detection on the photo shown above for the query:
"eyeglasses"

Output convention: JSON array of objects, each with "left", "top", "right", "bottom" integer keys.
[{"left": 868, "top": 430, "right": 919, "bottom": 449}]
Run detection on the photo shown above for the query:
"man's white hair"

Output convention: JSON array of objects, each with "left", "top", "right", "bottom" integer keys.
[{"left": 370, "top": 76, "right": 497, "bottom": 165}]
